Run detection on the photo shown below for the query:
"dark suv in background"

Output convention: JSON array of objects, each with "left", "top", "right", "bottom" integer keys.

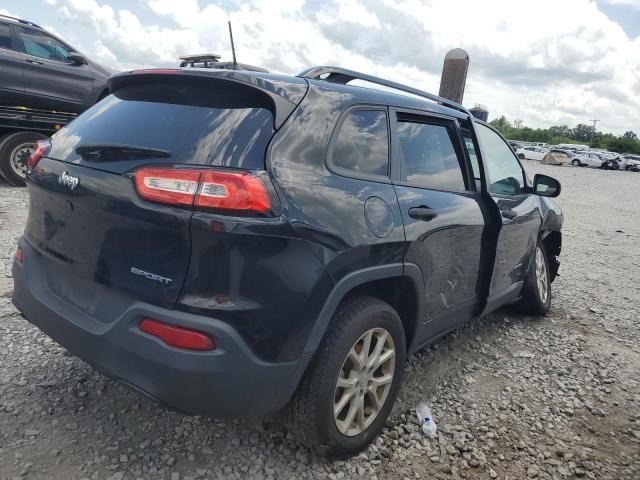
[
  {"left": 13, "top": 66, "right": 563, "bottom": 457},
  {"left": 0, "top": 14, "right": 112, "bottom": 113}
]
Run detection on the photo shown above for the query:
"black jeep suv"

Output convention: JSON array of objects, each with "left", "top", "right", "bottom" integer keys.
[{"left": 12, "top": 66, "right": 563, "bottom": 457}]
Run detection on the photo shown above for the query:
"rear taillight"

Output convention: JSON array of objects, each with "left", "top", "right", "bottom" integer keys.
[
  {"left": 27, "top": 140, "right": 49, "bottom": 168},
  {"left": 135, "top": 168, "right": 201, "bottom": 207},
  {"left": 134, "top": 167, "right": 272, "bottom": 213},
  {"left": 196, "top": 171, "right": 271, "bottom": 212},
  {"left": 139, "top": 318, "right": 216, "bottom": 351}
]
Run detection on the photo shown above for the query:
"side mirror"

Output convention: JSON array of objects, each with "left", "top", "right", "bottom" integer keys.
[
  {"left": 68, "top": 52, "right": 87, "bottom": 65},
  {"left": 533, "top": 174, "right": 561, "bottom": 198}
]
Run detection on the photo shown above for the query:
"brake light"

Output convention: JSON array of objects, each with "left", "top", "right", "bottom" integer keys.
[
  {"left": 15, "top": 247, "right": 24, "bottom": 264},
  {"left": 134, "top": 167, "right": 272, "bottom": 213},
  {"left": 139, "top": 319, "right": 216, "bottom": 351},
  {"left": 131, "top": 69, "right": 182, "bottom": 75},
  {"left": 27, "top": 140, "right": 49, "bottom": 168}
]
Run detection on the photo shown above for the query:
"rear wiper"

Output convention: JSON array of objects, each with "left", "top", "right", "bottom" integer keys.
[{"left": 76, "top": 144, "right": 172, "bottom": 160}]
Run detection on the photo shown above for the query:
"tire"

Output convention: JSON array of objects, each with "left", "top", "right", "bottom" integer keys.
[
  {"left": 518, "top": 153, "right": 525, "bottom": 160},
  {"left": 0, "top": 131, "right": 47, "bottom": 187},
  {"left": 514, "top": 242, "right": 551, "bottom": 316},
  {"left": 286, "top": 296, "right": 406, "bottom": 458},
  {"left": 571, "top": 159, "right": 580, "bottom": 167},
  {"left": 626, "top": 165, "right": 633, "bottom": 171}
]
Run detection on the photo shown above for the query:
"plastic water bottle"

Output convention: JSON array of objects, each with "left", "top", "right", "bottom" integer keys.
[{"left": 416, "top": 403, "right": 438, "bottom": 438}]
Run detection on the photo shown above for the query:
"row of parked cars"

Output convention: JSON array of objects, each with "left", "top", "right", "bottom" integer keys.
[{"left": 510, "top": 142, "right": 640, "bottom": 172}]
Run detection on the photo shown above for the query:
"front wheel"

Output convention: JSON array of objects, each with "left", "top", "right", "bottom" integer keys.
[
  {"left": 286, "top": 296, "right": 406, "bottom": 458},
  {"left": 515, "top": 243, "right": 551, "bottom": 315},
  {"left": 571, "top": 159, "right": 581, "bottom": 167}
]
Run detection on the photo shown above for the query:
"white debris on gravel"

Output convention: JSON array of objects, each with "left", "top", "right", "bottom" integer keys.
[{"left": 1, "top": 163, "right": 639, "bottom": 480}]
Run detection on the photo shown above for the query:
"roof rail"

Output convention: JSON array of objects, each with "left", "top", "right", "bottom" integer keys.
[
  {"left": 0, "top": 14, "right": 43, "bottom": 29},
  {"left": 298, "top": 66, "right": 470, "bottom": 116}
]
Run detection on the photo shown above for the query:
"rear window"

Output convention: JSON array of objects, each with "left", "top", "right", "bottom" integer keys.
[
  {"left": 48, "top": 82, "right": 275, "bottom": 169},
  {"left": 0, "top": 23, "right": 12, "bottom": 50}
]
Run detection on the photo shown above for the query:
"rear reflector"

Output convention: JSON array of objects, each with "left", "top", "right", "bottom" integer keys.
[
  {"left": 134, "top": 167, "right": 272, "bottom": 213},
  {"left": 27, "top": 140, "right": 49, "bottom": 168},
  {"left": 15, "top": 247, "right": 24, "bottom": 264},
  {"left": 139, "top": 319, "right": 216, "bottom": 351}
]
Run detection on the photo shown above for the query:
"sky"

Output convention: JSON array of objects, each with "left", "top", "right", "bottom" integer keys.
[{"left": 2, "top": 0, "right": 639, "bottom": 136}]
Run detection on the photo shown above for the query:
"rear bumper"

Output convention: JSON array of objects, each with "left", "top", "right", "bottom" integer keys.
[{"left": 12, "top": 239, "right": 310, "bottom": 418}]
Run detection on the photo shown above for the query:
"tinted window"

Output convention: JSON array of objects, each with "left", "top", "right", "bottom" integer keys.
[
  {"left": 397, "top": 121, "right": 465, "bottom": 191},
  {"left": 48, "top": 83, "right": 275, "bottom": 169},
  {"left": 17, "top": 27, "right": 72, "bottom": 62},
  {"left": 475, "top": 123, "right": 525, "bottom": 195},
  {"left": 462, "top": 130, "right": 481, "bottom": 191},
  {"left": 0, "top": 23, "right": 11, "bottom": 50},
  {"left": 332, "top": 110, "right": 389, "bottom": 177}
]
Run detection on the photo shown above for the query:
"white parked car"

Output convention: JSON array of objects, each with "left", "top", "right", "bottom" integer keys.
[
  {"left": 622, "top": 155, "right": 640, "bottom": 172},
  {"left": 571, "top": 152, "right": 604, "bottom": 168},
  {"left": 515, "top": 146, "right": 548, "bottom": 161}
]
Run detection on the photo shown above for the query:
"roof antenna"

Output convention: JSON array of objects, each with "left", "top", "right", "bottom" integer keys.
[{"left": 228, "top": 21, "right": 237, "bottom": 67}]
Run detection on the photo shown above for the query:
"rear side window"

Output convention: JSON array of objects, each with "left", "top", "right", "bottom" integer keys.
[
  {"left": 17, "top": 27, "right": 72, "bottom": 62},
  {"left": 48, "top": 82, "right": 275, "bottom": 169},
  {"left": 330, "top": 110, "right": 389, "bottom": 177},
  {"left": 0, "top": 23, "right": 12, "bottom": 50},
  {"left": 396, "top": 121, "right": 466, "bottom": 191}
]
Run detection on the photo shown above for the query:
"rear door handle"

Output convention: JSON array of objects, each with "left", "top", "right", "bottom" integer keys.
[
  {"left": 25, "top": 59, "right": 44, "bottom": 65},
  {"left": 501, "top": 209, "right": 518, "bottom": 220},
  {"left": 408, "top": 206, "right": 438, "bottom": 221}
]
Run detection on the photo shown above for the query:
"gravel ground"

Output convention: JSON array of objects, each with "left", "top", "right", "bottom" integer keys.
[{"left": 1, "top": 163, "right": 639, "bottom": 480}]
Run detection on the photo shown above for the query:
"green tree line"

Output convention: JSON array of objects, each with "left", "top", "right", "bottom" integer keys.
[{"left": 489, "top": 116, "right": 640, "bottom": 154}]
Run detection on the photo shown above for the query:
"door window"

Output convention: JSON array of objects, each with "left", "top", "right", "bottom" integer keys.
[
  {"left": 396, "top": 121, "right": 466, "bottom": 191},
  {"left": 330, "top": 109, "right": 389, "bottom": 177},
  {"left": 461, "top": 130, "right": 482, "bottom": 191},
  {"left": 475, "top": 123, "right": 525, "bottom": 195},
  {"left": 0, "top": 23, "right": 12, "bottom": 50},
  {"left": 17, "top": 27, "right": 72, "bottom": 62}
]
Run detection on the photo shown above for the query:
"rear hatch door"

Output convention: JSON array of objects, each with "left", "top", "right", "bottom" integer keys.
[{"left": 24, "top": 71, "right": 302, "bottom": 310}]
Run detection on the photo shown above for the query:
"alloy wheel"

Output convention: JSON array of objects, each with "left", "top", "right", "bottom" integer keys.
[
  {"left": 535, "top": 246, "right": 548, "bottom": 304},
  {"left": 333, "top": 327, "right": 396, "bottom": 436}
]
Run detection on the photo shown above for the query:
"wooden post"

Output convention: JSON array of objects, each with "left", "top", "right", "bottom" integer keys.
[{"left": 438, "top": 48, "right": 469, "bottom": 104}]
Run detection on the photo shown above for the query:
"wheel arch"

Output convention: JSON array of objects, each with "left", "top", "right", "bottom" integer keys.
[{"left": 303, "top": 263, "right": 424, "bottom": 356}]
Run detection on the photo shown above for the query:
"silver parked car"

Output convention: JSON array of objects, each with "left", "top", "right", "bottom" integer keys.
[{"left": 571, "top": 151, "right": 604, "bottom": 168}]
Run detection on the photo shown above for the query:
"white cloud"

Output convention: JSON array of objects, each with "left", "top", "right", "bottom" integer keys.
[
  {"left": 36, "top": 0, "right": 640, "bottom": 134},
  {"left": 602, "top": 0, "right": 640, "bottom": 10},
  {"left": 53, "top": 0, "right": 205, "bottom": 68}
]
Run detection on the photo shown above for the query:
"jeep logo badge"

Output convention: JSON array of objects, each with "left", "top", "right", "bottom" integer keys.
[{"left": 58, "top": 171, "right": 79, "bottom": 190}]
